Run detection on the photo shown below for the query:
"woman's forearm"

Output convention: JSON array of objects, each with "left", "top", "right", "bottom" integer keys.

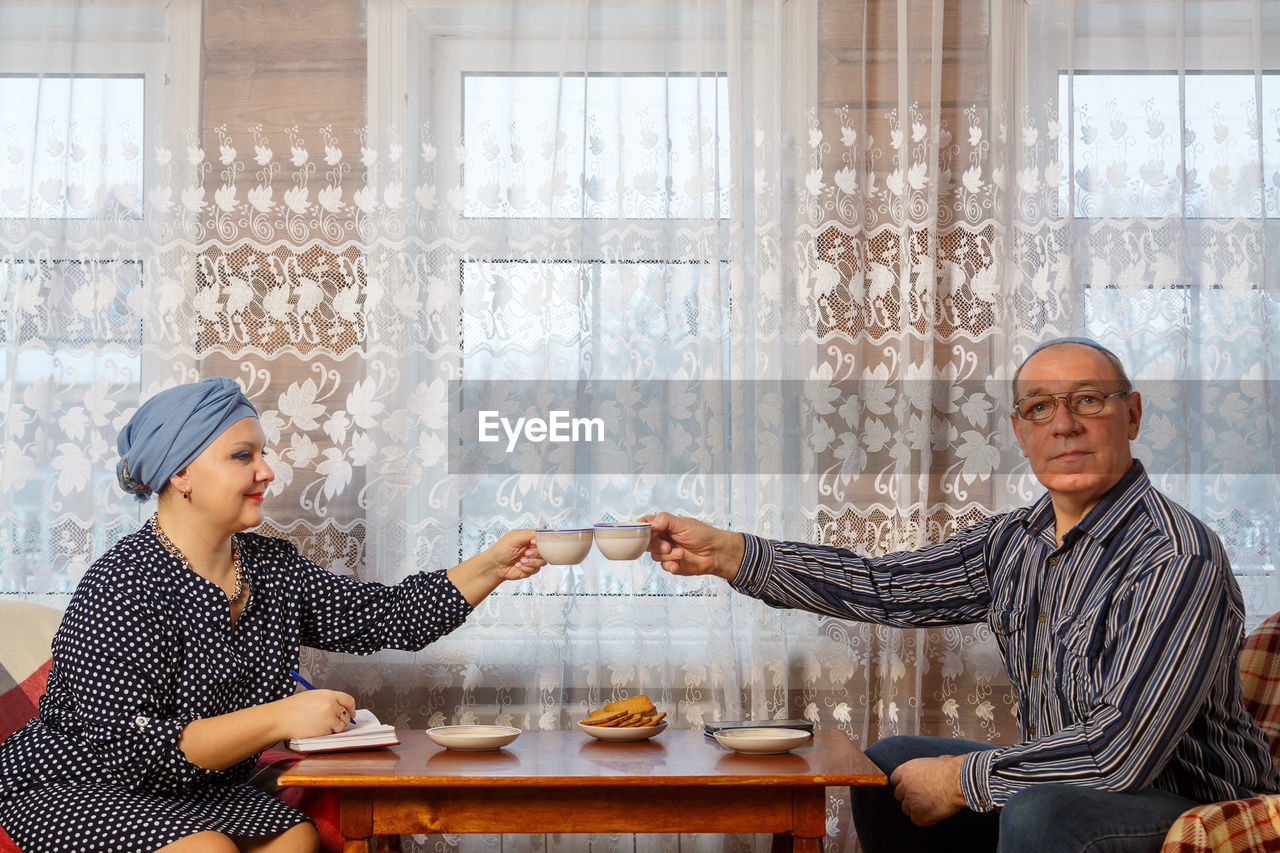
[
  {"left": 446, "top": 550, "right": 504, "bottom": 607},
  {"left": 177, "top": 702, "right": 288, "bottom": 770}
]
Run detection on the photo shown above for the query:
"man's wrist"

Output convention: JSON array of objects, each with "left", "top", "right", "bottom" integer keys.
[
  {"left": 946, "top": 754, "right": 967, "bottom": 809},
  {"left": 958, "top": 749, "right": 998, "bottom": 812},
  {"left": 716, "top": 531, "right": 745, "bottom": 581}
]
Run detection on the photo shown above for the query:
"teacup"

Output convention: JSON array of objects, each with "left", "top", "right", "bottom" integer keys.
[
  {"left": 592, "top": 522, "right": 651, "bottom": 561},
  {"left": 534, "top": 528, "right": 594, "bottom": 565}
]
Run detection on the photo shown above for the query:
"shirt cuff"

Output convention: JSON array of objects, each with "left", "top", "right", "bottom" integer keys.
[
  {"left": 730, "top": 533, "right": 773, "bottom": 597},
  {"left": 110, "top": 712, "right": 212, "bottom": 792},
  {"left": 435, "top": 568, "right": 475, "bottom": 615},
  {"left": 960, "top": 749, "right": 1000, "bottom": 812}
]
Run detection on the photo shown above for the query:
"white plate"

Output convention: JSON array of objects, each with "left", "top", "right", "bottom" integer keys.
[
  {"left": 713, "top": 727, "right": 812, "bottom": 754},
  {"left": 426, "top": 725, "right": 521, "bottom": 751},
  {"left": 578, "top": 721, "right": 668, "bottom": 742}
]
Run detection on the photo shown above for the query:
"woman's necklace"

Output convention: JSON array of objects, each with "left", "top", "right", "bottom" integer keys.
[{"left": 150, "top": 513, "right": 244, "bottom": 603}]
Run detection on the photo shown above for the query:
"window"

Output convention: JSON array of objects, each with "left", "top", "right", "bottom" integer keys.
[
  {"left": 461, "top": 72, "right": 730, "bottom": 220},
  {"left": 0, "top": 75, "right": 145, "bottom": 220},
  {"left": 0, "top": 2, "right": 200, "bottom": 221},
  {"left": 369, "top": 1, "right": 738, "bottom": 599},
  {"left": 1056, "top": 71, "right": 1279, "bottom": 219},
  {"left": 0, "top": 2, "right": 199, "bottom": 594},
  {"left": 1022, "top": 1, "right": 1280, "bottom": 591}
]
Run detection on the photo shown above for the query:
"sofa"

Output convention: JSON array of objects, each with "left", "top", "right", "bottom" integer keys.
[{"left": 0, "top": 600, "right": 345, "bottom": 852}]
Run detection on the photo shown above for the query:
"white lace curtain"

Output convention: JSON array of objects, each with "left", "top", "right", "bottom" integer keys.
[{"left": 1, "top": 0, "right": 1276, "bottom": 850}]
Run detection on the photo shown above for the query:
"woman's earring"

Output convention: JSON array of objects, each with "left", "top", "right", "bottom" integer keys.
[{"left": 182, "top": 490, "right": 191, "bottom": 501}]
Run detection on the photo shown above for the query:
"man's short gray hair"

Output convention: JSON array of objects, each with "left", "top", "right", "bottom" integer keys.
[{"left": 1012, "top": 337, "right": 1133, "bottom": 397}]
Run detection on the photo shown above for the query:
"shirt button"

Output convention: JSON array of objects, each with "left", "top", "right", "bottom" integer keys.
[
  {"left": 135, "top": 715, "right": 150, "bottom": 728},
  {"left": 1048, "top": 556, "right": 1058, "bottom": 566},
  {"left": 1031, "top": 668, "right": 1040, "bottom": 678},
  {"left": 1028, "top": 724, "right": 1037, "bottom": 736},
  {"left": 1038, "top": 613, "right": 1048, "bottom": 622}
]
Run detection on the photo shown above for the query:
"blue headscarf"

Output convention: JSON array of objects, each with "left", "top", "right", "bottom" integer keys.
[{"left": 116, "top": 377, "right": 259, "bottom": 502}]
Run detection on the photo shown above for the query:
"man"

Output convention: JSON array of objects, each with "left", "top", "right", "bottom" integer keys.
[{"left": 644, "top": 339, "right": 1280, "bottom": 852}]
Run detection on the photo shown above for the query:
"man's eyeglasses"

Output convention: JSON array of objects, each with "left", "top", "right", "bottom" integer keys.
[{"left": 1013, "top": 389, "right": 1130, "bottom": 422}]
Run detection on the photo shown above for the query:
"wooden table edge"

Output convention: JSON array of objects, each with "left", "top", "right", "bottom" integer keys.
[{"left": 277, "top": 771, "right": 888, "bottom": 788}]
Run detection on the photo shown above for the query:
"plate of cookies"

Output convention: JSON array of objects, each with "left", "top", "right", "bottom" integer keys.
[{"left": 578, "top": 694, "right": 667, "bottom": 741}]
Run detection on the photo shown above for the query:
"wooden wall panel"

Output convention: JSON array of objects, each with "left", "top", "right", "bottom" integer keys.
[
  {"left": 201, "top": 0, "right": 366, "bottom": 193},
  {"left": 197, "top": 0, "right": 369, "bottom": 535},
  {"left": 819, "top": 0, "right": 991, "bottom": 109}
]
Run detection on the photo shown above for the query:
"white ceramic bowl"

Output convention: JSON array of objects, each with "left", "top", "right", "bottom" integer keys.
[
  {"left": 534, "top": 528, "right": 594, "bottom": 565},
  {"left": 592, "top": 522, "right": 651, "bottom": 560},
  {"left": 712, "top": 727, "right": 812, "bottom": 755},
  {"left": 426, "top": 725, "right": 521, "bottom": 751},
  {"left": 578, "top": 721, "right": 668, "bottom": 742}
]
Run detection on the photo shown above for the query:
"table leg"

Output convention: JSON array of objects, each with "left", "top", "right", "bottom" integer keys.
[
  {"left": 770, "top": 832, "right": 792, "bottom": 853},
  {"left": 791, "top": 837, "right": 822, "bottom": 853},
  {"left": 789, "top": 785, "right": 826, "bottom": 853},
  {"left": 340, "top": 789, "right": 374, "bottom": 853}
]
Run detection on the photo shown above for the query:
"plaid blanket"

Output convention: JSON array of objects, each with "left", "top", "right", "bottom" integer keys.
[
  {"left": 1160, "top": 795, "right": 1280, "bottom": 852},
  {"left": 1161, "top": 612, "right": 1280, "bottom": 852},
  {"left": 1241, "top": 611, "right": 1280, "bottom": 766}
]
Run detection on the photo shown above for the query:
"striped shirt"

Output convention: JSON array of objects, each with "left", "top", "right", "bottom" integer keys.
[{"left": 732, "top": 461, "right": 1280, "bottom": 811}]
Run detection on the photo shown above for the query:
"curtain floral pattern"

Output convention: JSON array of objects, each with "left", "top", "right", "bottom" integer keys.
[{"left": 1, "top": 0, "right": 1277, "bottom": 850}]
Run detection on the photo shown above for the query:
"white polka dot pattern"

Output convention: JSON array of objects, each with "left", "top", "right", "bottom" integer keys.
[{"left": 0, "top": 526, "right": 473, "bottom": 851}]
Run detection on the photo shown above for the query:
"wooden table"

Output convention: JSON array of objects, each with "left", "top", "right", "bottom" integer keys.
[{"left": 278, "top": 729, "right": 885, "bottom": 853}]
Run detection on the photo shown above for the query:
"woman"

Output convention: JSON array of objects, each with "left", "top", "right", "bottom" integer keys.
[{"left": 0, "top": 377, "right": 543, "bottom": 853}]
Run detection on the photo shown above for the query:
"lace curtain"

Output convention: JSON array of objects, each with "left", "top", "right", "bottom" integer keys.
[{"left": 1, "top": 1, "right": 1276, "bottom": 850}]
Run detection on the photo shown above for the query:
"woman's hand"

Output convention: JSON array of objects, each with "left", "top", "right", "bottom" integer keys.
[
  {"left": 178, "top": 687, "right": 356, "bottom": 770},
  {"left": 489, "top": 529, "right": 545, "bottom": 581},
  {"left": 279, "top": 688, "right": 358, "bottom": 738},
  {"left": 447, "top": 529, "right": 544, "bottom": 605}
]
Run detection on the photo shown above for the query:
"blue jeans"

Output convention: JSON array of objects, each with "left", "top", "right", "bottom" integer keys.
[{"left": 851, "top": 735, "right": 1200, "bottom": 853}]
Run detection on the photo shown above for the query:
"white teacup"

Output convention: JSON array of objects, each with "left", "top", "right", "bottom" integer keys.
[
  {"left": 592, "top": 522, "right": 651, "bottom": 561},
  {"left": 535, "top": 528, "right": 594, "bottom": 565}
]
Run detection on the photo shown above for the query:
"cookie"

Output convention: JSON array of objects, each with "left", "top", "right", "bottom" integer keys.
[
  {"left": 603, "top": 695, "right": 655, "bottom": 716},
  {"left": 582, "top": 694, "right": 661, "bottom": 729},
  {"left": 582, "top": 709, "right": 627, "bottom": 726}
]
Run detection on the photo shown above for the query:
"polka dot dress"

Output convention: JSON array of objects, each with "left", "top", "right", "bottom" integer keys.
[{"left": 0, "top": 525, "right": 472, "bottom": 852}]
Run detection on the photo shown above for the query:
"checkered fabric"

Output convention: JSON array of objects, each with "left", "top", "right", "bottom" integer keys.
[
  {"left": 1159, "top": 795, "right": 1280, "bottom": 852},
  {"left": 0, "top": 601, "right": 62, "bottom": 743},
  {"left": 1240, "top": 612, "right": 1280, "bottom": 766},
  {"left": 1161, "top": 612, "right": 1280, "bottom": 853},
  {"left": 0, "top": 601, "right": 63, "bottom": 853}
]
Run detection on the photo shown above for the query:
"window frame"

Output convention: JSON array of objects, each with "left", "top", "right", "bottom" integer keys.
[{"left": 0, "top": 0, "right": 201, "bottom": 225}]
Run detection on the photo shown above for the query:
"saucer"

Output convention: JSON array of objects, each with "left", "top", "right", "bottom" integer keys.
[
  {"left": 578, "top": 721, "right": 668, "bottom": 742},
  {"left": 426, "top": 725, "right": 521, "bottom": 751},
  {"left": 712, "top": 727, "right": 811, "bottom": 754}
]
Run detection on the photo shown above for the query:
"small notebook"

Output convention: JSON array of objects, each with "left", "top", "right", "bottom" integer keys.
[{"left": 286, "top": 709, "right": 400, "bottom": 753}]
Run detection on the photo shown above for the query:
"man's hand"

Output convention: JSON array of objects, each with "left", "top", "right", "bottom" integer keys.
[
  {"left": 890, "top": 754, "right": 968, "bottom": 826},
  {"left": 640, "top": 512, "right": 744, "bottom": 581}
]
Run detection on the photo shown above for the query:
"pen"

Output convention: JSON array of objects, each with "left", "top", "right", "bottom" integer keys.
[{"left": 288, "top": 669, "right": 317, "bottom": 690}]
